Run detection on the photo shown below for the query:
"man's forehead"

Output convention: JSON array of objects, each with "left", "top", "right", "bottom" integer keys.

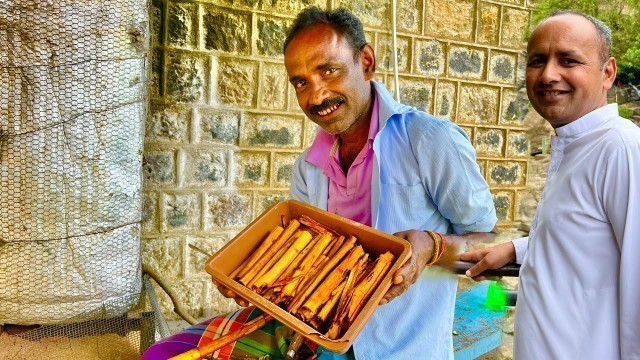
[{"left": 528, "top": 15, "right": 598, "bottom": 54}]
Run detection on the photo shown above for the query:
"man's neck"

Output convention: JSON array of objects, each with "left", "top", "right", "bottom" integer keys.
[{"left": 337, "top": 88, "right": 375, "bottom": 173}]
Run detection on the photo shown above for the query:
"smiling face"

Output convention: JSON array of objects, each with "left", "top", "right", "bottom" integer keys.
[
  {"left": 284, "top": 24, "right": 375, "bottom": 135},
  {"left": 525, "top": 14, "right": 616, "bottom": 128}
]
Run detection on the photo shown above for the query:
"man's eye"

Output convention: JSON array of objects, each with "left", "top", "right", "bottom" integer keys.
[
  {"left": 324, "top": 68, "right": 337, "bottom": 75},
  {"left": 527, "top": 58, "right": 544, "bottom": 67},
  {"left": 294, "top": 81, "right": 307, "bottom": 89},
  {"left": 561, "top": 58, "right": 579, "bottom": 65}
]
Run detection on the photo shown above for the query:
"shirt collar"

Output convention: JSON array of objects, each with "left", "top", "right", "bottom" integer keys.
[
  {"left": 306, "top": 89, "right": 380, "bottom": 168},
  {"left": 555, "top": 104, "right": 618, "bottom": 138}
]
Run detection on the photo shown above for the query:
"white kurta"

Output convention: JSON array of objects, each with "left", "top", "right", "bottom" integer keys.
[{"left": 511, "top": 104, "right": 640, "bottom": 359}]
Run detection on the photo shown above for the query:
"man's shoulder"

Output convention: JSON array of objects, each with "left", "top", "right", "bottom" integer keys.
[
  {"left": 392, "top": 109, "right": 463, "bottom": 137},
  {"left": 600, "top": 117, "right": 640, "bottom": 149}
]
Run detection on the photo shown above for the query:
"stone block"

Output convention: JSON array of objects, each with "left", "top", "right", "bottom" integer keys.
[
  {"left": 197, "top": 109, "right": 240, "bottom": 145},
  {"left": 150, "top": 48, "right": 163, "bottom": 97},
  {"left": 488, "top": 52, "right": 517, "bottom": 84},
  {"left": 146, "top": 105, "right": 189, "bottom": 143},
  {"left": 458, "top": 84, "right": 499, "bottom": 125},
  {"left": 175, "top": 280, "right": 207, "bottom": 318},
  {"left": 475, "top": 128, "right": 505, "bottom": 157},
  {"left": 166, "top": 52, "right": 205, "bottom": 103},
  {"left": 260, "top": 63, "right": 288, "bottom": 110},
  {"left": 425, "top": 0, "right": 475, "bottom": 40},
  {"left": 501, "top": 8, "right": 530, "bottom": 49},
  {"left": 241, "top": 114, "right": 303, "bottom": 149},
  {"left": 273, "top": 153, "right": 300, "bottom": 188},
  {"left": 448, "top": 46, "right": 486, "bottom": 80},
  {"left": 143, "top": 151, "right": 175, "bottom": 185},
  {"left": 162, "top": 193, "right": 201, "bottom": 232},
  {"left": 414, "top": 39, "right": 445, "bottom": 78},
  {"left": 501, "top": 89, "right": 529, "bottom": 126},
  {"left": 206, "top": 291, "right": 242, "bottom": 318},
  {"left": 377, "top": 34, "right": 410, "bottom": 73},
  {"left": 233, "top": 151, "right": 270, "bottom": 187},
  {"left": 460, "top": 126, "right": 474, "bottom": 141},
  {"left": 335, "top": 0, "right": 390, "bottom": 28},
  {"left": 150, "top": 0, "right": 164, "bottom": 46},
  {"left": 516, "top": 189, "right": 538, "bottom": 224},
  {"left": 304, "top": 119, "right": 320, "bottom": 148},
  {"left": 216, "top": 59, "right": 257, "bottom": 107},
  {"left": 142, "top": 237, "right": 184, "bottom": 279},
  {"left": 397, "top": 0, "right": 421, "bottom": 33},
  {"left": 399, "top": 77, "right": 433, "bottom": 112},
  {"left": 507, "top": 131, "right": 529, "bottom": 157},
  {"left": 206, "top": 192, "right": 253, "bottom": 229},
  {"left": 167, "top": 2, "right": 197, "bottom": 48},
  {"left": 492, "top": 191, "right": 514, "bottom": 221},
  {"left": 487, "top": 160, "right": 526, "bottom": 186},
  {"left": 257, "top": 16, "right": 291, "bottom": 57},
  {"left": 260, "top": 0, "right": 324, "bottom": 14},
  {"left": 478, "top": 2, "right": 500, "bottom": 46},
  {"left": 202, "top": 7, "right": 251, "bottom": 54},
  {"left": 254, "top": 191, "right": 289, "bottom": 217},
  {"left": 493, "top": 0, "right": 525, "bottom": 5},
  {"left": 141, "top": 191, "right": 158, "bottom": 234},
  {"left": 477, "top": 160, "right": 487, "bottom": 178},
  {"left": 436, "top": 81, "right": 456, "bottom": 120},
  {"left": 186, "top": 236, "right": 228, "bottom": 277},
  {"left": 181, "top": 150, "right": 227, "bottom": 187}
]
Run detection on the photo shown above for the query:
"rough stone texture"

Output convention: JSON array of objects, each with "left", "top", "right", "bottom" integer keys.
[
  {"left": 181, "top": 150, "right": 227, "bottom": 187},
  {"left": 173, "top": 280, "right": 207, "bottom": 318},
  {"left": 257, "top": 16, "right": 291, "bottom": 57},
  {"left": 143, "top": 151, "right": 176, "bottom": 185},
  {"left": 167, "top": 2, "right": 196, "bottom": 49},
  {"left": 492, "top": 191, "right": 514, "bottom": 221},
  {"left": 273, "top": 153, "right": 300, "bottom": 188},
  {"left": 241, "top": 114, "right": 303, "bottom": 148},
  {"left": 233, "top": 151, "right": 270, "bottom": 187},
  {"left": 507, "top": 131, "right": 529, "bottom": 158},
  {"left": 261, "top": 0, "right": 323, "bottom": 14},
  {"left": 516, "top": 154, "right": 549, "bottom": 224},
  {"left": 150, "top": 0, "right": 164, "bottom": 46},
  {"left": 202, "top": 7, "right": 250, "bottom": 54},
  {"left": 186, "top": 236, "right": 228, "bottom": 277},
  {"left": 197, "top": 109, "right": 240, "bottom": 145},
  {"left": 475, "top": 128, "right": 505, "bottom": 157},
  {"left": 146, "top": 105, "right": 190, "bottom": 143},
  {"left": 436, "top": 81, "right": 457, "bottom": 120},
  {"left": 397, "top": 0, "right": 421, "bottom": 33},
  {"left": 162, "top": 193, "right": 201, "bottom": 232},
  {"left": 255, "top": 191, "right": 289, "bottom": 217},
  {"left": 142, "top": 191, "right": 159, "bottom": 233},
  {"left": 260, "top": 63, "right": 288, "bottom": 110},
  {"left": 501, "top": 88, "right": 529, "bottom": 126},
  {"left": 501, "top": 7, "right": 530, "bottom": 48},
  {"left": 414, "top": 39, "right": 445, "bottom": 78},
  {"left": 458, "top": 84, "right": 499, "bottom": 125},
  {"left": 206, "top": 192, "right": 252, "bottom": 230},
  {"left": 460, "top": 126, "right": 474, "bottom": 141},
  {"left": 304, "top": 119, "right": 320, "bottom": 148},
  {"left": 488, "top": 161, "right": 527, "bottom": 186},
  {"left": 478, "top": 2, "right": 500, "bottom": 45},
  {"left": 425, "top": 0, "right": 475, "bottom": 40},
  {"left": 377, "top": 34, "right": 410, "bottom": 73},
  {"left": 336, "top": 0, "right": 390, "bottom": 28},
  {"left": 399, "top": 78, "right": 433, "bottom": 112},
  {"left": 217, "top": 59, "right": 257, "bottom": 107},
  {"left": 166, "top": 52, "right": 205, "bottom": 103},
  {"left": 488, "top": 52, "right": 516, "bottom": 84},
  {"left": 448, "top": 46, "right": 486, "bottom": 80},
  {"left": 477, "top": 160, "right": 486, "bottom": 178},
  {"left": 142, "top": 237, "right": 183, "bottom": 279}
]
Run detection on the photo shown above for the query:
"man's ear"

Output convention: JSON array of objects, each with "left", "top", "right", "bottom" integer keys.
[
  {"left": 360, "top": 44, "right": 376, "bottom": 80},
  {"left": 602, "top": 56, "right": 617, "bottom": 91}
]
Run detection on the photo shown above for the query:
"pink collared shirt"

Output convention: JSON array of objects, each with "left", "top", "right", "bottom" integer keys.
[{"left": 305, "top": 94, "right": 379, "bottom": 226}]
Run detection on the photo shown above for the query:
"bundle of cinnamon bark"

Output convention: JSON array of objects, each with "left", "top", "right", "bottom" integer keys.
[{"left": 231, "top": 215, "right": 395, "bottom": 340}]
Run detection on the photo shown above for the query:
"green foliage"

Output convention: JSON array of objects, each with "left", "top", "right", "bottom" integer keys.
[
  {"left": 619, "top": 106, "right": 634, "bottom": 119},
  {"left": 531, "top": 0, "right": 640, "bottom": 83}
]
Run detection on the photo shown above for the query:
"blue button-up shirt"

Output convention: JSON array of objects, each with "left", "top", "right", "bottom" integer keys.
[{"left": 290, "top": 81, "right": 497, "bottom": 359}]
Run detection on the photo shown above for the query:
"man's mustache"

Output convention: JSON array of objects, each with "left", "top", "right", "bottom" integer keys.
[{"left": 309, "top": 97, "right": 345, "bottom": 115}]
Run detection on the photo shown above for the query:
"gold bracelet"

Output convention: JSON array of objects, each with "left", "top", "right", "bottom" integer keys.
[{"left": 425, "top": 230, "right": 441, "bottom": 266}]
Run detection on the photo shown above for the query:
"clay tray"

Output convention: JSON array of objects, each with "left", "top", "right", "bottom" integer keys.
[{"left": 205, "top": 200, "right": 411, "bottom": 353}]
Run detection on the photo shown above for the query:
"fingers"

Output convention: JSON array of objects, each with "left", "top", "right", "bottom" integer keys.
[
  {"left": 380, "top": 281, "right": 409, "bottom": 305},
  {"left": 465, "top": 258, "right": 492, "bottom": 278},
  {"left": 457, "top": 250, "right": 486, "bottom": 262}
]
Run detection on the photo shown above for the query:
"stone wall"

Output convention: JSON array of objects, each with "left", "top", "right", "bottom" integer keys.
[{"left": 143, "top": 0, "right": 534, "bottom": 320}]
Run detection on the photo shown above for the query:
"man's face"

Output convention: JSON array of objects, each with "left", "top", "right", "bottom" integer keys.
[
  {"left": 284, "top": 24, "right": 374, "bottom": 135},
  {"left": 525, "top": 15, "right": 616, "bottom": 128}
]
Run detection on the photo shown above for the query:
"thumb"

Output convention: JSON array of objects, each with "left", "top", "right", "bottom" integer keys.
[{"left": 465, "top": 258, "right": 490, "bottom": 278}]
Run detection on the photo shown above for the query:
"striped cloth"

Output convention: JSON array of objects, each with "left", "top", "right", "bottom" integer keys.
[{"left": 142, "top": 307, "right": 320, "bottom": 360}]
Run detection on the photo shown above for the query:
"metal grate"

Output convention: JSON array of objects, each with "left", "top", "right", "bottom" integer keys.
[{"left": 0, "top": 0, "right": 149, "bottom": 340}]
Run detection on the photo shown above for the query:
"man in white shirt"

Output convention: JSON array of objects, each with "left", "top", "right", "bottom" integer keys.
[{"left": 459, "top": 10, "right": 640, "bottom": 360}]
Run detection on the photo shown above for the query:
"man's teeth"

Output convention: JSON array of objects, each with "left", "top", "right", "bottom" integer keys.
[
  {"left": 541, "top": 91, "right": 567, "bottom": 95},
  {"left": 318, "top": 103, "right": 340, "bottom": 116}
]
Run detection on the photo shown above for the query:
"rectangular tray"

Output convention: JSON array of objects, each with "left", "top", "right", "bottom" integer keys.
[{"left": 205, "top": 200, "right": 411, "bottom": 353}]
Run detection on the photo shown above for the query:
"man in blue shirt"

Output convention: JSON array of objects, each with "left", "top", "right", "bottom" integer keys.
[{"left": 282, "top": 7, "right": 497, "bottom": 359}]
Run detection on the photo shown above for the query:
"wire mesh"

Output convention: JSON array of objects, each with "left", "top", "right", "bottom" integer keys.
[{"left": 0, "top": 0, "right": 149, "bottom": 333}]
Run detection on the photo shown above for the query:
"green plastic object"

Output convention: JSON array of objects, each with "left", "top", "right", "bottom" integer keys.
[{"left": 485, "top": 281, "right": 508, "bottom": 311}]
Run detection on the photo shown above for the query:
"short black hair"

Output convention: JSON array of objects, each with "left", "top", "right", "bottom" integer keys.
[
  {"left": 548, "top": 10, "right": 612, "bottom": 67},
  {"left": 283, "top": 7, "right": 367, "bottom": 58}
]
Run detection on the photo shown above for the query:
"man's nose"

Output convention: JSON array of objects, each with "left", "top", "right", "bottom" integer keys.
[
  {"left": 309, "top": 83, "right": 329, "bottom": 105},
  {"left": 539, "top": 62, "right": 561, "bottom": 83}
]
